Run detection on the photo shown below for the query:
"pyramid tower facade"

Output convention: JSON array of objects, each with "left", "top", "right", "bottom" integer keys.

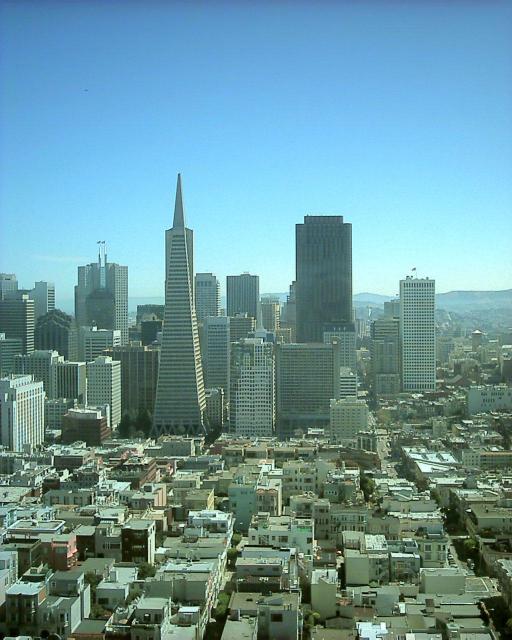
[{"left": 153, "top": 174, "right": 206, "bottom": 435}]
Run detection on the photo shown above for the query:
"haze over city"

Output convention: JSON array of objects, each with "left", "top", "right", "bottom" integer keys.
[{"left": 1, "top": 1, "right": 512, "bottom": 303}]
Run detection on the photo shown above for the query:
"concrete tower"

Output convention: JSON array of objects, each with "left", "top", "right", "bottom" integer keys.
[
  {"left": 400, "top": 277, "right": 436, "bottom": 392},
  {"left": 153, "top": 175, "right": 206, "bottom": 435}
]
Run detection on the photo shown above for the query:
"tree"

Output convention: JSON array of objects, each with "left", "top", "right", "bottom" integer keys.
[
  {"left": 118, "top": 413, "right": 133, "bottom": 438},
  {"left": 138, "top": 562, "right": 156, "bottom": 579},
  {"left": 134, "top": 408, "right": 152, "bottom": 437}
]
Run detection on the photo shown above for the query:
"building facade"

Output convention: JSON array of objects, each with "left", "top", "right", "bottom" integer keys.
[
  {"left": 153, "top": 174, "right": 206, "bottom": 435},
  {"left": 0, "top": 375, "right": 45, "bottom": 451},
  {"left": 230, "top": 338, "right": 275, "bottom": 437},
  {"left": 227, "top": 273, "right": 259, "bottom": 319},
  {"left": 399, "top": 277, "right": 436, "bottom": 392},
  {"left": 74, "top": 245, "right": 128, "bottom": 344},
  {"left": 296, "top": 215, "right": 352, "bottom": 343},
  {"left": 195, "top": 273, "right": 220, "bottom": 322},
  {"left": 86, "top": 356, "right": 121, "bottom": 429}
]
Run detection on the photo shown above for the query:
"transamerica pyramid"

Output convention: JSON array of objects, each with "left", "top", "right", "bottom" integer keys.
[{"left": 152, "top": 174, "right": 207, "bottom": 435}]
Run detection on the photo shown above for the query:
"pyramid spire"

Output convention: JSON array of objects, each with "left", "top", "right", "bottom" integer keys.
[{"left": 173, "top": 173, "right": 185, "bottom": 229}]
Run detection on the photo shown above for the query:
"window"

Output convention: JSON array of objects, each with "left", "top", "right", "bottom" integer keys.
[{"left": 271, "top": 613, "right": 283, "bottom": 622}]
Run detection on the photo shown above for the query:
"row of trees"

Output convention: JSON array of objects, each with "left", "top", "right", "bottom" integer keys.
[{"left": 117, "top": 408, "right": 152, "bottom": 438}]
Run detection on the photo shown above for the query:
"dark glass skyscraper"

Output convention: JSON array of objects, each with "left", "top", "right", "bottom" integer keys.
[
  {"left": 295, "top": 215, "right": 352, "bottom": 343},
  {"left": 226, "top": 273, "right": 259, "bottom": 319}
]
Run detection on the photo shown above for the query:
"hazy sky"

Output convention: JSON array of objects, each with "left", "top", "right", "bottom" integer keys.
[{"left": 1, "top": 0, "right": 511, "bottom": 306}]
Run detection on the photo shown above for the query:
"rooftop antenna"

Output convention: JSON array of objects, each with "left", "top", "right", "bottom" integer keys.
[{"left": 97, "top": 241, "right": 106, "bottom": 288}]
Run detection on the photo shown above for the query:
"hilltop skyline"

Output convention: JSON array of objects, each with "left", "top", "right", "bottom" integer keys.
[{"left": 1, "top": 1, "right": 511, "bottom": 299}]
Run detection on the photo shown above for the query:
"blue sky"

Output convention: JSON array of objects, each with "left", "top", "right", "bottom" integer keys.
[{"left": 1, "top": 0, "right": 511, "bottom": 307}]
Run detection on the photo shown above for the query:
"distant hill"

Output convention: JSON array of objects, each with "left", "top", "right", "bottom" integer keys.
[
  {"left": 436, "top": 289, "right": 512, "bottom": 310},
  {"left": 354, "top": 292, "right": 394, "bottom": 305}
]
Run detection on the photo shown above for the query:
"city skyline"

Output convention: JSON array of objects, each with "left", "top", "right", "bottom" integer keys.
[{"left": 1, "top": 1, "right": 511, "bottom": 300}]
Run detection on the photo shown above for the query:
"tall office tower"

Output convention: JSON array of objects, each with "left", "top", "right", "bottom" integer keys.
[
  {"left": 295, "top": 215, "right": 352, "bottom": 343},
  {"left": 111, "top": 343, "right": 160, "bottom": 416},
  {"left": 0, "top": 295, "right": 35, "bottom": 354},
  {"left": 323, "top": 323, "right": 357, "bottom": 371},
  {"left": 86, "top": 355, "right": 121, "bottom": 429},
  {"left": 229, "top": 314, "right": 256, "bottom": 342},
  {"left": 74, "top": 244, "right": 128, "bottom": 344},
  {"left": 227, "top": 273, "right": 259, "bottom": 319},
  {"left": 195, "top": 273, "right": 220, "bottom": 323},
  {"left": 370, "top": 317, "right": 400, "bottom": 396},
  {"left": 0, "top": 274, "right": 18, "bottom": 300},
  {"left": 78, "top": 327, "right": 121, "bottom": 361},
  {"left": 384, "top": 299, "right": 400, "bottom": 319},
  {"left": 0, "top": 334, "right": 23, "bottom": 377},
  {"left": 153, "top": 174, "right": 206, "bottom": 435},
  {"left": 35, "top": 309, "right": 77, "bottom": 360},
  {"left": 230, "top": 338, "right": 275, "bottom": 437},
  {"left": 260, "top": 297, "right": 281, "bottom": 332},
  {"left": 400, "top": 277, "right": 436, "bottom": 392},
  {"left": 275, "top": 341, "right": 342, "bottom": 439},
  {"left": 54, "top": 361, "right": 87, "bottom": 404},
  {"left": 30, "top": 281, "right": 55, "bottom": 320},
  {"left": 14, "top": 350, "right": 63, "bottom": 398},
  {"left": 203, "top": 316, "right": 230, "bottom": 397},
  {"left": 0, "top": 375, "right": 45, "bottom": 451}
]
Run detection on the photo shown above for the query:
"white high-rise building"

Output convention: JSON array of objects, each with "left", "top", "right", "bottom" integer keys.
[
  {"left": 0, "top": 375, "right": 45, "bottom": 451},
  {"left": 195, "top": 273, "right": 220, "bottom": 323},
  {"left": 30, "top": 281, "right": 55, "bottom": 320},
  {"left": 230, "top": 338, "right": 275, "bottom": 437},
  {"left": 86, "top": 356, "right": 121, "bottom": 429},
  {"left": 400, "top": 277, "right": 436, "bottom": 392}
]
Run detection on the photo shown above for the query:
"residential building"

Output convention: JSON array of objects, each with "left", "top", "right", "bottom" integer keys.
[
  {"left": 467, "top": 385, "right": 512, "bottom": 415},
  {"left": 329, "top": 398, "right": 369, "bottom": 443}
]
